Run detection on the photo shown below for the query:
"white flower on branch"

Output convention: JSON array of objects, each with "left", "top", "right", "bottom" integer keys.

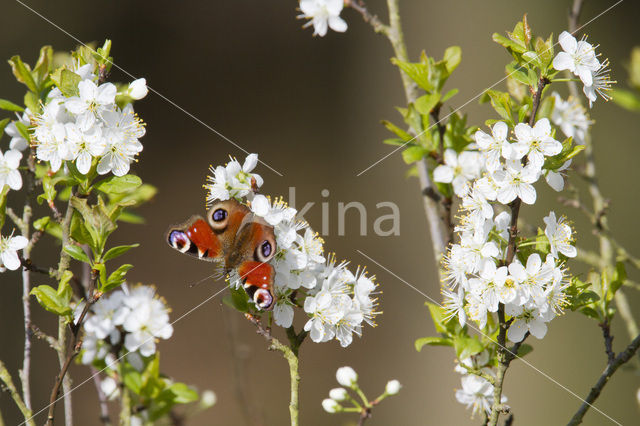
[
  {"left": 543, "top": 211, "right": 577, "bottom": 258},
  {"left": 299, "top": 0, "right": 347, "bottom": 37},
  {"left": 0, "top": 149, "right": 23, "bottom": 191},
  {"left": 474, "top": 121, "right": 509, "bottom": 172},
  {"left": 513, "top": 118, "right": 563, "bottom": 171},
  {"left": 551, "top": 92, "right": 591, "bottom": 144},
  {"left": 433, "top": 149, "right": 482, "bottom": 197},
  {"left": 4, "top": 109, "right": 32, "bottom": 151},
  {"left": 492, "top": 160, "right": 539, "bottom": 205},
  {"left": 552, "top": 31, "right": 600, "bottom": 87},
  {"left": 0, "top": 233, "right": 28, "bottom": 271}
]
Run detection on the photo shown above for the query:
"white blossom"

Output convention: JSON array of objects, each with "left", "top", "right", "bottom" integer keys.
[
  {"left": 0, "top": 233, "right": 28, "bottom": 271},
  {"left": 0, "top": 149, "right": 23, "bottom": 191},
  {"left": 474, "top": 121, "right": 509, "bottom": 172},
  {"left": 543, "top": 211, "right": 576, "bottom": 258},
  {"left": 492, "top": 160, "right": 539, "bottom": 205},
  {"left": 552, "top": 31, "right": 600, "bottom": 86},
  {"left": 299, "top": 0, "right": 347, "bottom": 37},
  {"left": 127, "top": 78, "right": 148, "bottom": 100},
  {"left": 551, "top": 92, "right": 591, "bottom": 144},
  {"left": 433, "top": 149, "right": 482, "bottom": 197},
  {"left": 513, "top": 118, "right": 562, "bottom": 170},
  {"left": 385, "top": 380, "right": 402, "bottom": 395},
  {"left": 336, "top": 366, "right": 358, "bottom": 387}
]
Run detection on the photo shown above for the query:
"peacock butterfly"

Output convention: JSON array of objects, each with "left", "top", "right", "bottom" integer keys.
[{"left": 166, "top": 198, "right": 277, "bottom": 310}]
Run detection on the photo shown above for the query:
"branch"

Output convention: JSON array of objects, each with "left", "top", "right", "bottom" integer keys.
[
  {"left": 0, "top": 360, "right": 34, "bottom": 426},
  {"left": 46, "top": 270, "right": 100, "bottom": 426},
  {"left": 599, "top": 321, "right": 615, "bottom": 365},
  {"left": 488, "top": 77, "right": 548, "bottom": 426},
  {"left": 568, "top": 333, "right": 640, "bottom": 425},
  {"left": 345, "top": 0, "right": 390, "bottom": 36},
  {"left": 245, "top": 314, "right": 302, "bottom": 426},
  {"left": 90, "top": 368, "right": 112, "bottom": 425}
]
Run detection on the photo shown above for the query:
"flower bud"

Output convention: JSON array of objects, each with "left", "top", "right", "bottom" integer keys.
[
  {"left": 200, "top": 390, "right": 217, "bottom": 408},
  {"left": 329, "top": 387, "right": 348, "bottom": 401},
  {"left": 128, "top": 78, "right": 148, "bottom": 100},
  {"left": 385, "top": 379, "right": 401, "bottom": 395},
  {"left": 336, "top": 366, "right": 358, "bottom": 387},
  {"left": 322, "top": 398, "right": 341, "bottom": 413}
]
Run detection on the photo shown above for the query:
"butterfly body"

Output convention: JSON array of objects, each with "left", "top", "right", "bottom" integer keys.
[{"left": 167, "top": 199, "right": 277, "bottom": 310}]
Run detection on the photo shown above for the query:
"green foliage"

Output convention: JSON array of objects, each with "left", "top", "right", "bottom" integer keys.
[
  {"left": 30, "top": 271, "right": 74, "bottom": 319},
  {"left": 223, "top": 285, "right": 250, "bottom": 313},
  {"left": 119, "top": 354, "right": 200, "bottom": 422},
  {"left": 612, "top": 47, "right": 640, "bottom": 111}
]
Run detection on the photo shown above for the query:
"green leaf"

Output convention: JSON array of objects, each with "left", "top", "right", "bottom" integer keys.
[
  {"left": 0, "top": 186, "right": 9, "bottom": 229},
  {"left": 0, "top": 99, "right": 24, "bottom": 112},
  {"left": 391, "top": 57, "right": 432, "bottom": 92},
  {"left": 414, "top": 93, "right": 441, "bottom": 116},
  {"left": 0, "top": 118, "right": 10, "bottom": 139},
  {"left": 117, "top": 211, "right": 145, "bottom": 224},
  {"left": 24, "top": 92, "right": 39, "bottom": 114},
  {"left": 64, "top": 245, "right": 91, "bottom": 263},
  {"left": 102, "top": 264, "right": 133, "bottom": 292},
  {"left": 610, "top": 262, "right": 627, "bottom": 298},
  {"left": 401, "top": 146, "right": 427, "bottom": 164},
  {"left": 381, "top": 120, "right": 413, "bottom": 142},
  {"left": 443, "top": 46, "right": 462, "bottom": 73},
  {"left": 8, "top": 56, "right": 38, "bottom": 93},
  {"left": 33, "top": 46, "right": 53, "bottom": 87},
  {"left": 122, "top": 361, "right": 143, "bottom": 394},
  {"left": 58, "top": 69, "right": 82, "bottom": 97},
  {"left": 34, "top": 216, "right": 62, "bottom": 240},
  {"left": 31, "top": 284, "right": 72, "bottom": 317},
  {"left": 102, "top": 244, "right": 139, "bottom": 262},
  {"left": 415, "top": 336, "right": 453, "bottom": 352},
  {"left": 580, "top": 306, "right": 601, "bottom": 320},
  {"left": 483, "top": 90, "right": 515, "bottom": 126},
  {"left": 168, "top": 383, "right": 199, "bottom": 404},
  {"left": 71, "top": 196, "right": 117, "bottom": 256},
  {"left": 442, "top": 88, "right": 459, "bottom": 103},
  {"left": 15, "top": 122, "right": 30, "bottom": 142},
  {"left": 517, "top": 343, "right": 534, "bottom": 357},
  {"left": 566, "top": 277, "right": 600, "bottom": 312},
  {"left": 611, "top": 89, "right": 640, "bottom": 112},
  {"left": 492, "top": 33, "right": 527, "bottom": 54},
  {"left": 454, "top": 335, "right": 484, "bottom": 359},
  {"left": 223, "top": 285, "right": 249, "bottom": 313},
  {"left": 94, "top": 174, "right": 142, "bottom": 195}
]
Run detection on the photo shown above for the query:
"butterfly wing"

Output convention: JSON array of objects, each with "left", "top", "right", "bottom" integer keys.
[
  {"left": 229, "top": 213, "right": 278, "bottom": 310},
  {"left": 166, "top": 198, "right": 277, "bottom": 310}
]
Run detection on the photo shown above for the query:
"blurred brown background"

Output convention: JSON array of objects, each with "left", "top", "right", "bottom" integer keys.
[{"left": 1, "top": 0, "right": 639, "bottom": 425}]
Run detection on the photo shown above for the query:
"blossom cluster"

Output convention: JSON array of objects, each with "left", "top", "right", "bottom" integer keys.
[
  {"left": 80, "top": 284, "right": 173, "bottom": 366},
  {"left": 552, "top": 31, "right": 613, "bottom": 108},
  {"left": 30, "top": 62, "right": 147, "bottom": 177},
  {"left": 439, "top": 117, "right": 577, "bottom": 345},
  {"left": 322, "top": 366, "right": 401, "bottom": 414},
  {"left": 205, "top": 153, "right": 379, "bottom": 347},
  {"left": 454, "top": 351, "right": 506, "bottom": 417}
]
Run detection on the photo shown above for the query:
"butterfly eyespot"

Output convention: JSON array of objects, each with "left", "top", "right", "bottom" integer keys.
[
  {"left": 253, "top": 288, "right": 274, "bottom": 310},
  {"left": 255, "top": 239, "right": 275, "bottom": 262},
  {"left": 212, "top": 209, "right": 227, "bottom": 222},
  {"left": 168, "top": 230, "right": 192, "bottom": 253}
]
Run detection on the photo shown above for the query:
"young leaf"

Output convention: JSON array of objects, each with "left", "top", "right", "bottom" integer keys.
[
  {"left": 415, "top": 336, "right": 453, "bottom": 352},
  {"left": 58, "top": 69, "right": 82, "bottom": 97},
  {"left": 94, "top": 174, "right": 142, "bottom": 195},
  {"left": 167, "top": 383, "right": 199, "bottom": 404},
  {"left": 102, "top": 264, "right": 134, "bottom": 292},
  {"left": 64, "top": 245, "right": 91, "bottom": 263},
  {"left": 414, "top": 93, "right": 441, "bottom": 116},
  {"left": 9, "top": 55, "right": 38, "bottom": 93},
  {"left": 31, "top": 285, "right": 72, "bottom": 317},
  {"left": 0, "top": 99, "right": 25, "bottom": 112},
  {"left": 102, "top": 244, "right": 139, "bottom": 262},
  {"left": 391, "top": 57, "right": 432, "bottom": 92}
]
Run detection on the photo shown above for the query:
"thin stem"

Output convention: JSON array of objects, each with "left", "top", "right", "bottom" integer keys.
[
  {"left": 568, "top": 333, "right": 640, "bottom": 425},
  {"left": 0, "top": 359, "right": 34, "bottom": 426},
  {"left": 246, "top": 315, "right": 302, "bottom": 426},
  {"left": 348, "top": 0, "right": 448, "bottom": 264},
  {"left": 91, "top": 368, "right": 112, "bottom": 425},
  {"left": 120, "top": 386, "right": 131, "bottom": 426},
  {"left": 18, "top": 145, "right": 37, "bottom": 412},
  {"left": 488, "top": 77, "right": 548, "bottom": 426}
]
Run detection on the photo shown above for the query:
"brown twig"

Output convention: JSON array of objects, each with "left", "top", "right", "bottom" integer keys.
[
  {"left": 568, "top": 333, "right": 640, "bottom": 425},
  {"left": 245, "top": 315, "right": 303, "bottom": 426},
  {"left": 599, "top": 321, "right": 615, "bottom": 365},
  {"left": 45, "top": 270, "right": 100, "bottom": 426},
  {"left": 345, "top": 0, "right": 390, "bottom": 36},
  {"left": 488, "top": 77, "right": 548, "bottom": 426},
  {"left": 90, "top": 368, "right": 111, "bottom": 426}
]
